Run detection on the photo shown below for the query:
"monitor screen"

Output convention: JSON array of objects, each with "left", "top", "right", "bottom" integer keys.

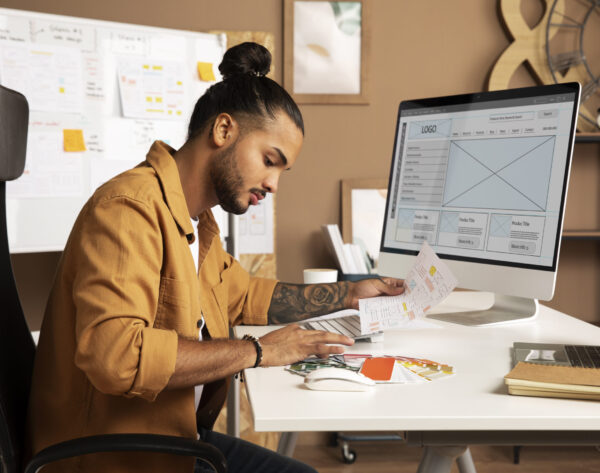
[{"left": 381, "top": 84, "right": 580, "bottom": 277}]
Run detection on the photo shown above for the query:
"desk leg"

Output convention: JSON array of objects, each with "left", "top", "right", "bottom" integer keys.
[
  {"left": 277, "top": 432, "right": 299, "bottom": 457},
  {"left": 226, "top": 374, "right": 240, "bottom": 438},
  {"left": 456, "top": 448, "right": 476, "bottom": 473},
  {"left": 417, "top": 446, "right": 476, "bottom": 473}
]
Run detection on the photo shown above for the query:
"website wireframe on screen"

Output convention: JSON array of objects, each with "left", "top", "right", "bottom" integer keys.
[{"left": 383, "top": 93, "right": 577, "bottom": 268}]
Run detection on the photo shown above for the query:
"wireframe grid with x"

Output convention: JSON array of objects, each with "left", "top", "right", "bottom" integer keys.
[{"left": 443, "top": 136, "right": 555, "bottom": 211}]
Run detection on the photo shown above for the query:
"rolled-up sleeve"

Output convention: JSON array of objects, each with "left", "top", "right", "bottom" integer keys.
[
  {"left": 215, "top": 245, "right": 277, "bottom": 326},
  {"left": 72, "top": 196, "right": 178, "bottom": 402}
]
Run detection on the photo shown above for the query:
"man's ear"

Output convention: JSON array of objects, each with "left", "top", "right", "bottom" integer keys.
[{"left": 211, "top": 113, "right": 237, "bottom": 147}]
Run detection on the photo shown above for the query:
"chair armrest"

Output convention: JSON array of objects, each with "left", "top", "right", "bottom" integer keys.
[{"left": 24, "top": 433, "right": 226, "bottom": 473}]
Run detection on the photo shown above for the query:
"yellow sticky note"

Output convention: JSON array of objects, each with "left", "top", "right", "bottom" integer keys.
[
  {"left": 402, "top": 302, "right": 407, "bottom": 312},
  {"left": 155, "top": 97, "right": 163, "bottom": 103},
  {"left": 197, "top": 61, "right": 216, "bottom": 81},
  {"left": 429, "top": 266, "right": 437, "bottom": 276},
  {"left": 146, "top": 96, "right": 153, "bottom": 102},
  {"left": 59, "top": 87, "right": 65, "bottom": 93},
  {"left": 63, "top": 129, "right": 86, "bottom": 152}
]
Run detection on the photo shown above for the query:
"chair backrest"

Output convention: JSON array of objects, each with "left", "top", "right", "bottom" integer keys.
[{"left": 0, "top": 85, "right": 32, "bottom": 473}]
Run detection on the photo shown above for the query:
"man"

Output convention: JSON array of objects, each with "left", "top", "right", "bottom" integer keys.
[{"left": 27, "top": 43, "right": 403, "bottom": 473}]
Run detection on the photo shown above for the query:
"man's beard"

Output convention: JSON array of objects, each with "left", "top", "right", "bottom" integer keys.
[{"left": 209, "top": 140, "right": 247, "bottom": 215}]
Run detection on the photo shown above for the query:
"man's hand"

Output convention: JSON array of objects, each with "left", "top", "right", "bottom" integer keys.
[
  {"left": 259, "top": 325, "right": 354, "bottom": 367},
  {"left": 346, "top": 277, "right": 405, "bottom": 310}
]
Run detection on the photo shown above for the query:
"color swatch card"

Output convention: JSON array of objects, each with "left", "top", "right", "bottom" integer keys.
[
  {"left": 359, "top": 242, "right": 458, "bottom": 334},
  {"left": 360, "top": 357, "right": 395, "bottom": 381},
  {"left": 359, "top": 357, "right": 427, "bottom": 384}
]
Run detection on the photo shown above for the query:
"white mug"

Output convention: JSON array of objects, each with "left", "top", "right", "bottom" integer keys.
[{"left": 303, "top": 268, "right": 338, "bottom": 284}]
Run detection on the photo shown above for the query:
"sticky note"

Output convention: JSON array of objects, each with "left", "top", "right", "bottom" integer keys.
[
  {"left": 197, "top": 61, "right": 216, "bottom": 81},
  {"left": 59, "top": 87, "right": 65, "bottom": 94},
  {"left": 63, "top": 129, "right": 86, "bottom": 152},
  {"left": 429, "top": 266, "right": 437, "bottom": 276}
]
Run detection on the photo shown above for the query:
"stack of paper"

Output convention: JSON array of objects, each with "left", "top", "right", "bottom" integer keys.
[
  {"left": 321, "top": 224, "right": 372, "bottom": 274},
  {"left": 505, "top": 362, "right": 600, "bottom": 401}
]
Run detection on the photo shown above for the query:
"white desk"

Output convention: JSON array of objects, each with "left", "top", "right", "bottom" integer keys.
[{"left": 235, "top": 292, "right": 600, "bottom": 473}]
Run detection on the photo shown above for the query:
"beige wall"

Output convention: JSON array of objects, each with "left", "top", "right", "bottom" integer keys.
[{"left": 6, "top": 1, "right": 597, "bottom": 328}]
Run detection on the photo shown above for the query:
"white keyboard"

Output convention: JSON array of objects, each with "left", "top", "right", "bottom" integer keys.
[{"left": 301, "top": 315, "right": 379, "bottom": 340}]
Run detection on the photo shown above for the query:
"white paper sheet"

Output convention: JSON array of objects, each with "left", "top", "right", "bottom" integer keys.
[
  {"left": 149, "top": 34, "right": 186, "bottom": 61},
  {"left": 89, "top": 158, "right": 137, "bottom": 193},
  {"left": 82, "top": 52, "right": 105, "bottom": 102},
  {"left": 0, "top": 14, "right": 30, "bottom": 43},
  {"left": 0, "top": 42, "right": 84, "bottom": 113},
  {"left": 117, "top": 58, "right": 187, "bottom": 120},
  {"left": 7, "top": 118, "right": 84, "bottom": 198},
  {"left": 238, "top": 193, "right": 274, "bottom": 254},
  {"left": 111, "top": 31, "right": 147, "bottom": 56},
  {"left": 30, "top": 19, "right": 96, "bottom": 51},
  {"left": 359, "top": 242, "right": 458, "bottom": 334},
  {"left": 103, "top": 117, "right": 187, "bottom": 161}
]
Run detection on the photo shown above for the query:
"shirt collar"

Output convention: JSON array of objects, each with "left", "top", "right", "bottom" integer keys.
[
  {"left": 145, "top": 140, "right": 220, "bottom": 241},
  {"left": 145, "top": 140, "right": 194, "bottom": 238}
]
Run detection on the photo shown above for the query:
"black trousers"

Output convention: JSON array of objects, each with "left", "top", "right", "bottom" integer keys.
[{"left": 194, "top": 428, "right": 317, "bottom": 473}]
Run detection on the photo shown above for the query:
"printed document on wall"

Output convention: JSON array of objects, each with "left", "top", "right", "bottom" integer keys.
[
  {"left": 103, "top": 117, "right": 187, "bottom": 161},
  {"left": 117, "top": 58, "right": 188, "bottom": 120},
  {"left": 30, "top": 18, "right": 96, "bottom": 51},
  {"left": 7, "top": 116, "right": 84, "bottom": 198},
  {"left": 0, "top": 15, "right": 30, "bottom": 43},
  {"left": 238, "top": 193, "right": 274, "bottom": 254},
  {"left": 0, "top": 42, "right": 84, "bottom": 113}
]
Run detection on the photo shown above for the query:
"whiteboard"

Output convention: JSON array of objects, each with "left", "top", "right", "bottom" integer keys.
[{"left": 0, "top": 7, "right": 228, "bottom": 253}]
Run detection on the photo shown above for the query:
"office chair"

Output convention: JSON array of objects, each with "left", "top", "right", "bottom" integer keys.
[{"left": 0, "top": 85, "right": 227, "bottom": 473}]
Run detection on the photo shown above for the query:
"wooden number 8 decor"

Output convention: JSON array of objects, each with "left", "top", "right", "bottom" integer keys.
[{"left": 489, "top": 0, "right": 600, "bottom": 132}]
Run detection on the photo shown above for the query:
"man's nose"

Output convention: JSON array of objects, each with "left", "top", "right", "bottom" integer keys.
[{"left": 263, "top": 173, "right": 279, "bottom": 194}]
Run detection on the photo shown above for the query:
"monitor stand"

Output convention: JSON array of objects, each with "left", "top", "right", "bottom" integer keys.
[{"left": 426, "top": 294, "right": 539, "bottom": 327}]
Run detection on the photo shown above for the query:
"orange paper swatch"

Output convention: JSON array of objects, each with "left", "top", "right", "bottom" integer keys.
[{"left": 360, "top": 357, "right": 395, "bottom": 381}]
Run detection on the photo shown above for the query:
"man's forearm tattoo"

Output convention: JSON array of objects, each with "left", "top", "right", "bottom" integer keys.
[{"left": 267, "top": 282, "right": 350, "bottom": 324}]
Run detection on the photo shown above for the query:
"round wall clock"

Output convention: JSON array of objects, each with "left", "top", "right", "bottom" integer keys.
[
  {"left": 546, "top": 0, "right": 600, "bottom": 131},
  {"left": 489, "top": 0, "right": 599, "bottom": 132}
]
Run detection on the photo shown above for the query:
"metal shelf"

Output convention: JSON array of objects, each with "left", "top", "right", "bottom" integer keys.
[
  {"left": 575, "top": 133, "right": 600, "bottom": 143},
  {"left": 562, "top": 230, "right": 600, "bottom": 240}
]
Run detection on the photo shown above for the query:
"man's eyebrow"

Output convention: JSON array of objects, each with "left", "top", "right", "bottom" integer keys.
[{"left": 272, "top": 147, "right": 288, "bottom": 167}]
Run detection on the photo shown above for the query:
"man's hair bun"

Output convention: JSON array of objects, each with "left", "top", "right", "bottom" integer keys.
[{"left": 218, "top": 42, "right": 271, "bottom": 80}]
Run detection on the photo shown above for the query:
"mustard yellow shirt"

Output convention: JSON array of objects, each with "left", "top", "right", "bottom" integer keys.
[{"left": 26, "top": 141, "right": 277, "bottom": 473}]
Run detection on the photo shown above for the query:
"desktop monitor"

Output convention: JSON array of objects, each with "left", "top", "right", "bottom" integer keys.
[{"left": 378, "top": 83, "right": 581, "bottom": 326}]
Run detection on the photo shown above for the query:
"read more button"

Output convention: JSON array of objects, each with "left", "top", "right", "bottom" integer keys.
[
  {"left": 509, "top": 241, "right": 536, "bottom": 255},
  {"left": 456, "top": 236, "right": 479, "bottom": 249}
]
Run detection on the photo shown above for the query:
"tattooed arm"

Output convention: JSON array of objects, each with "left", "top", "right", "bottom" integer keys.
[
  {"left": 267, "top": 278, "right": 405, "bottom": 325},
  {"left": 267, "top": 282, "right": 351, "bottom": 324}
]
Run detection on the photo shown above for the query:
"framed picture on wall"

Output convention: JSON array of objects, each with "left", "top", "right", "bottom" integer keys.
[
  {"left": 283, "top": 0, "right": 370, "bottom": 104},
  {"left": 341, "top": 178, "right": 388, "bottom": 267}
]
